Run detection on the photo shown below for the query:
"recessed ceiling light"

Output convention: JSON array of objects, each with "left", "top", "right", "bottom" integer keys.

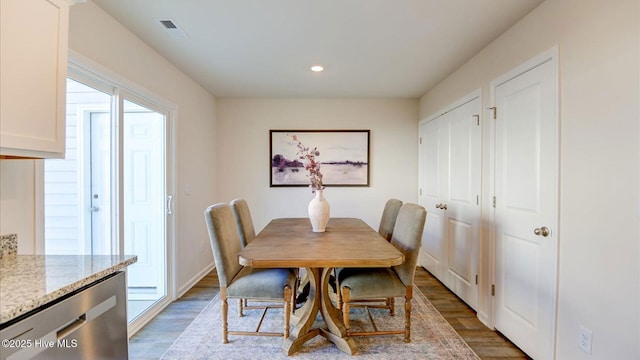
[{"left": 310, "top": 65, "right": 324, "bottom": 72}]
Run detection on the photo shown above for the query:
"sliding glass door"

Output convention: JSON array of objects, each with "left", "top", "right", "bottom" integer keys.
[
  {"left": 122, "top": 98, "right": 167, "bottom": 319},
  {"left": 43, "top": 73, "right": 172, "bottom": 328}
]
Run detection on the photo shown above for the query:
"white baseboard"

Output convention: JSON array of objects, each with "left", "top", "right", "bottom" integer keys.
[
  {"left": 477, "top": 310, "right": 492, "bottom": 328},
  {"left": 177, "top": 262, "right": 215, "bottom": 298}
]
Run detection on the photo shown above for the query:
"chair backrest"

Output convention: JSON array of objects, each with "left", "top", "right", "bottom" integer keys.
[
  {"left": 378, "top": 198, "right": 403, "bottom": 241},
  {"left": 204, "top": 203, "right": 244, "bottom": 288},
  {"left": 390, "top": 203, "right": 427, "bottom": 286},
  {"left": 230, "top": 198, "right": 256, "bottom": 247}
]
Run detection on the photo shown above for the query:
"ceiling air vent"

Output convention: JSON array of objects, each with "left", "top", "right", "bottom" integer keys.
[
  {"left": 159, "top": 20, "right": 177, "bottom": 29},
  {"left": 155, "top": 18, "right": 189, "bottom": 39}
]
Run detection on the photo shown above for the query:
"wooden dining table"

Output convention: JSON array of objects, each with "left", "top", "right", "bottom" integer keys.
[{"left": 238, "top": 217, "right": 404, "bottom": 356}]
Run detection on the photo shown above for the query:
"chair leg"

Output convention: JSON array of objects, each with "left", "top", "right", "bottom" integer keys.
[
  {"left": 335, "top": 270, "right": 342, "bottom": 310},
  {"left": 389, "top": 297, "right": 395, "bottom": 316},
  {"left": 293, "top": 269, "right": 300, "bottom": 309},
  {"left": 404, "top": 286, "right": 413, "bottom": 343},
  {"left": 283, "top": 285, "right": 296, "bottom": 339},
  {"left": 239, "top": 298, "right": 244, "bottom": 317},
  {"left": 283, "top": 285, "right": 292, "bottom": 339},
  {"left": 221, "top": 288, "right": 229, "bottom": 344},
  {"left": 341, "top": 286, "right": 351, "bottom": 336}
]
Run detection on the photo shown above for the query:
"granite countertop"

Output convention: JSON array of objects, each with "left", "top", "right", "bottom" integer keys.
[{"left": 0, "top": 255, "right": 137, "bottom": 324}]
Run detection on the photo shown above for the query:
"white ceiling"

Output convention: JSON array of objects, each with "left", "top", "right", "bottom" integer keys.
[{"left": 91, "top": 0, "right": 545, "bottom": 98}]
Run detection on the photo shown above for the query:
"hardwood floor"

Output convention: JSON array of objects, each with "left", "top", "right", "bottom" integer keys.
[
  {"left": 129, "top": 267, "right": 530, "bottom": 359},
  {"left": 128, "top": 272, "right": 220, "bottom": 360},
  {"left": 413, "top": 269, "right": 531, "bottom": 360}
]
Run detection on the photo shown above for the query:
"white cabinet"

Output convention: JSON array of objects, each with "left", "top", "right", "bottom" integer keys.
[
  {"left": 0, "top": 0, "right": 70, "bottom": 158},
  {"left": 418, "top": 92, "right": 482, "bottom": 310}
]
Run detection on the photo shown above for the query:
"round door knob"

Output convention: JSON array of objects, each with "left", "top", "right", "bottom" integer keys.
[{"left": 534, "top": 226, "right": 550, "bottom": 237}]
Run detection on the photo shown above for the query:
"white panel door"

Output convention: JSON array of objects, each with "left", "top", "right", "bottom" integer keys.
[
  {"left": 494, "top": 55, "right": 558, "bottom": 360},
  {"left": 419, "top": 117, "right": 447, "bottom": 280},
  {"left": 123, "top": 105, "right": 166, "bottom": 298},
  {"left": 444, "top": 98, "right": 481, "bottom": 309},
  {"left": 419, "top": 94, "right": 482, "bottom": 310}
]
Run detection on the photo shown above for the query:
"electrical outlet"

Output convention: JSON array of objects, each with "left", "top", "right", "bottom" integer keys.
[{"left": 578, "top": 325, "right": 592, "bottom": 354}]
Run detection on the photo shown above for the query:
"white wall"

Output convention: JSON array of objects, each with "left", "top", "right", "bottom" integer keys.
[
  {"left": 419, "top": 0, "right": 639, "bottom": 359},
  {"left": 216, "top": 99, "right": 418, "bottom": 232}
]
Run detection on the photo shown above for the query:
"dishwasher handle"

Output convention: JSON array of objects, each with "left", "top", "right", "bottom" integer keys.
[
  {"left": 56, "top": 317, "right": 86, "bottom": 340},
  {"left": 56, "top": 295, "right": 116, "bottom": 340}
]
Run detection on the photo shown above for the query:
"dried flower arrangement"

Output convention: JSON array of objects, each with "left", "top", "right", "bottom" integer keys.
[{"left": 291, "top": 134, "right": 324, "bottom": 192}]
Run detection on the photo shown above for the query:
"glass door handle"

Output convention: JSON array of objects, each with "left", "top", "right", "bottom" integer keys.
[{"left": 167, "top": 195, "right": 173, "bottom": 215}]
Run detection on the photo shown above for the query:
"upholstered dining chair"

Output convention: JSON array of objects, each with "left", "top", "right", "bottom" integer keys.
[
  {"left": 230, "top": 198, "right": 256, "bottom": 248},
  {"left": 230, "top": 198, "right": 258, "bottom": 314},
  {"left": 378, "top": 198, "right": 403, "bottom": 241},
  {"left": 338, "top": 203, "right": 426, "bottom": 342},
  {"left": 333, "top": 198, "right": 403, "bottom": 308},
  {"left": 371, "top": 198, "right": 403, "bottom": 311},
  {"left": 204, "top": 203, "right": 296, "bottom": 343},
  {"left": 231, "top": 198, "right": 302, "bottom": 311}
]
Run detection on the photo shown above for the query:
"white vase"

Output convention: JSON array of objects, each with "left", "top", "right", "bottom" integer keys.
[{"left": 308, "top": 189, "right": 330, "bottom": 232}]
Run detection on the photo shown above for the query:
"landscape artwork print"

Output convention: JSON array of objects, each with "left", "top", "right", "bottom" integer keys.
[{"left": 270, "top": 130, "right": 370, "bottom": 187}]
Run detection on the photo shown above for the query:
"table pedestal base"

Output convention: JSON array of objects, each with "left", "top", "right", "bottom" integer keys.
[{"left": 282, "top": 267, "right": 357, "bottom": 356}]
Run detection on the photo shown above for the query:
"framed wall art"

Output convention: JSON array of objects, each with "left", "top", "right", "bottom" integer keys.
[{"left": 270, "top": 130, "right": 370, "bottom": 187}]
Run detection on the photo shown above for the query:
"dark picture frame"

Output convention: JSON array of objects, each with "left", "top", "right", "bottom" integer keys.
[{"left": 270, "top": 130, "right": 370, "bottom": 187}]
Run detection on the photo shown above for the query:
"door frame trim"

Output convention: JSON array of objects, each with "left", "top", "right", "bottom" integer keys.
[
  {"left": 488, "top": 45, "right": 559, "bottom": 358},
  {"left": 420, "top": 88, "right": 483, "bottom": 125}
]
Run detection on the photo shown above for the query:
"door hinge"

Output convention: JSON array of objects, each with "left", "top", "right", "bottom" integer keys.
[
  {"left": 488, "top": 107, "right": 497, "bottom": 119},
  {"left": 475, "top": 274, "right": 478, "bottom": 285},
  {"left": 473, "top": 114, "right": 480, "bottom": 126},
  {"left": 419, "top": 137, "right": 422, "bottom": 145},
  {"left": 476, "top": 195, "right": 479, "bottom": 205},
  {"left": 419, "top": 188, "right": 422, "bottom": 196},
  {"left": 492, "top": 196, "right": 496, "bottom": 208},
  {"left": 491, "top": 284, "right": 495, "bottom": 296}
]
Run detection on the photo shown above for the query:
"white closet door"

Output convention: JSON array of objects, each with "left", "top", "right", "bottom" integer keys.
[
  {"left": 419, "top": 116, "right": 448, "bottom": 280},
  {"left": 419, "top": 94, "right": 481, "bottom": 310},
  {"left": 445, "top": 98, "right": 481, "bottom": 309},
  {"left": 493, "top": 54, "right": 558, "bottom": 360}
]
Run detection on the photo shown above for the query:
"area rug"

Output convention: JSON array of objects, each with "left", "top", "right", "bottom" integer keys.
[{"left": 161, "top": 288, "right": 479, "bottom": 359}]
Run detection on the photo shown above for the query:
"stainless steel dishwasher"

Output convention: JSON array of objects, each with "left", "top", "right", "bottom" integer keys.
[{"left": 0, "top": 271, "right": 129, "bottom": 360}]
